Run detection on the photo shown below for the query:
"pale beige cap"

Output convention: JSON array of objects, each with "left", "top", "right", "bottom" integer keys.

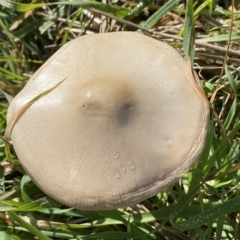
[{"left": 7, "top": 32, "right": 209, "bottom": 210}]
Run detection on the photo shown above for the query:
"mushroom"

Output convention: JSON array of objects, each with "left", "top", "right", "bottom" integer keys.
[{"left": 6, "top": 32, "right": 209, "bottom": 210}]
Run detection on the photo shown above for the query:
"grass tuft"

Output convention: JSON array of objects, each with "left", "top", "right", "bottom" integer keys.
[{"left": 0, "top": 0, "right": 240, "bottom": 239}]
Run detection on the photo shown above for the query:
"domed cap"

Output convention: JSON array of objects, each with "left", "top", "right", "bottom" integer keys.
[{"left": 7, "top": 32, "right": 209, "bottom": 210}]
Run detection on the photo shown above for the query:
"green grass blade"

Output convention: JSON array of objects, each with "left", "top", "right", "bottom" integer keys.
[
  {"left": 0, "top": 67, "right": 24, "bottom": 81},
  {"left": 216, "top": 216, "right": 224, "bottom": 240},
  {"left": 11, "top": 19, "right": 46, "bottom": 38},
  {"left": 196, "top": 120, "right": 214, "bottom": 172},
  {"left": 0, "top": 198, "right": 50, "bottom": 212},
  {"left": 0, "top": 57, "right": 42, "bottom": 64},
  {"left": 7, "top": 211, "right": 50, "bottom": 240},
  {"left": 20, "top": 175, "right": 32, "bottom": 203},
  {"left": 140, "top": 0, "right": 181, "bottom": 29},
  {"left": 196, "top": 33, "right": 240, "bottom": 43},
  {"left": 124, "top": 0, "right": 154, "bottom": 21},
  {"left": 204, "top": 121, "right": 240, "bottom": 174},
  {"left": 183, "top": 0, "right": 195, "bottom": 62},
  {"left": 97, "top": 210, "right": 154, "bottom": 240},
  {"left": 225, "top": 66, "right": 238, "bottom": 96},
  {"left": 38, "top": 5, "right": 67, "bottom": 34},
  {"left": 61, "top": 8, "right": 83, "bottom": 45},
  {"left": 86, "top": 231, "right": 139, "bottom": 239},
  {"left": 0, "top": 0, "right": 130, "bottom": 18},
  {"left": 224, "top": 98, "right": 237, "bottom": 130},
  {"left": 194, "top": 0, "right": 213, "bottom": 17},
  {"left": 0, "top": 89, "right": 13, "bottom": 103},
  {"left": 170, "top": 194, "right": 240, "bottom": 230},
  {"left": 0, "top": 232, "right": 15, "bottom": 240}
]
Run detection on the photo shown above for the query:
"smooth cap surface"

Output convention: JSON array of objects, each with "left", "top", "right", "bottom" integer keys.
[{"left": 7, "top": 32, "right": 209, "bottom": 210}]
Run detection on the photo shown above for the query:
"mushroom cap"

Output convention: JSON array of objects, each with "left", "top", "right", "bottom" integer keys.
[{"left": 7, "top": 32, "right": 209, "bottom": 210}]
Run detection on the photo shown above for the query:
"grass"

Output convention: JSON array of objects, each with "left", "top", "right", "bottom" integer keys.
[{"left": 0, "top": 0, "right": 240, "bottom": 239}]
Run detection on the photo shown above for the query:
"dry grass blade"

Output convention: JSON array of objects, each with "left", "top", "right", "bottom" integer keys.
[
  {"left": 0, "top": 0, "right": 240, "bottom": 239},
  {"left": 4, "top": 77, "right": 66, "bottom": 138},
  {"left": 88, "top": 8, "right": 150, "bottom": 32},
  {"left": 210, "top": 1, "right": 235, "bottom": 104}
]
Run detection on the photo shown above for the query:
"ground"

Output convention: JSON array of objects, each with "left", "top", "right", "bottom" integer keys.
[{"left": 0, "top": 1, "right": 240, "bottom": 240}]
